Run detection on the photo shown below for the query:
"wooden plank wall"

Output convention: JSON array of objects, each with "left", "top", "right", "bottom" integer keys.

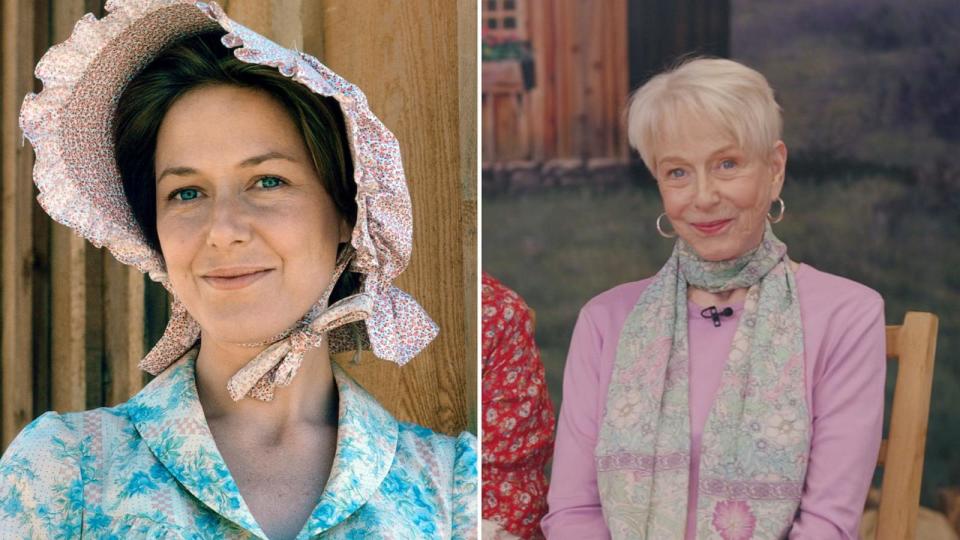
[
  {"left": 482, "top": 0, "right": 629, "bottom": 165},
  {"left": 1, "top": 0, "right": 475, "bottom": 451},
  {"left": 320, "top": 0, "right": 474, "bottom": 436}
]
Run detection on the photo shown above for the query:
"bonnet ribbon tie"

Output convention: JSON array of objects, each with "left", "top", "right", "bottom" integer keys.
[
  {"left": 227, "top": 247, "right": 375, "bottom": 401},
  {"left": 140, "top": 248, "right": 375, "bottom": 402}
]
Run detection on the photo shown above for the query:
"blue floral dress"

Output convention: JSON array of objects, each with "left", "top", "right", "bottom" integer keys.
[{"left": 0, "top": 349, "right": 477, "bottom": 539}]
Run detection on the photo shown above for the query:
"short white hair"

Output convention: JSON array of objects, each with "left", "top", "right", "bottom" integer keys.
[{"left": 626, "top": 57, "right": 782, "bottom": 173}]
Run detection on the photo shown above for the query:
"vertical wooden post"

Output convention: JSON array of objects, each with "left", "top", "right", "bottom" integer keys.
[
  {"left": 529, "top": 0, "right": 557, "bottom": 162},
  {"left": 552, "top": 0, "right": 572, "bottom": 158},
  {"left": 610, "top": 0, "right": 629, "bottom": 160},
  {"left": 458, "top": 0, "right": 477, "bottom": 433},
  {"left": 103, "top": 256, "right": 144, "bottom": 406},
  {"left": 50, "top": 230, "right": 87, "bottom": 411},
  {"left": 2, "top": 0, "right": 37, "bottom": 447},
  {"left": 584, "top": 2, "right": 608, "bottom": 160},
  {"left": 226, "top": 0, "right": 304, "bottom": 49},
  {"left": 877, "top": 313, "right": 939, "bottom": 540},
  {"left": 321, "top": 0, "right": 471, "bottom": 434},
  {"left": 49, "top": 0, "right": 89, "bottom": 415},
  {"left": 300, "top": 0, "right": 324, "bottom": 61},
  {"left": 269, "top": 0, "right": 303, "bottom": 50}
]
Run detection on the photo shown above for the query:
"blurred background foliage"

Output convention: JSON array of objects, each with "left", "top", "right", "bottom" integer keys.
[{"left": 484, "top": 0, "right": 960, "bottom": 506}]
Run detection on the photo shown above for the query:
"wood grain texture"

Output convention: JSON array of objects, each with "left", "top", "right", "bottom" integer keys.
[
  {"left": 48, "top": 0, "right": 89, "bottom": 415},
  {"left": 551, "top": 0, "right": 573, "bottom": 158},
  {"left": 458, "top": 0, "right": 477, "bottom": 435},
  {"left": 103, "top": 256, "right": 144, "bottom": 406},
  {"left": 484, "top": 1, "right": 628, "bottom": 164},
  {"left": 84, "top": 245, "right": 105, "bottom": 408},
  {"left": 28, "top": 0, "right": 52, "bottom": 418},
  {"left": 584, "top": 0, "right": 608, "bottom": 158},
  {"left": 50, "top": 227, "right": 87, "bottom": 412},
  {"left": 300, "top": 0, "right": 324, "bottom": 61},
  {"left": 223, "top": 0, "right": 275, "bottom": 42},
  {"left": 529, "top": 0, "right": 556, "bottom": 162},
  {"left": 877, "top": 312, "right": 939, "bottom": 540},
  {"left": 461, "top": 200, "right": 477, "bottom": 434},
  {"left": 2, "top": 0, "right": 37, "bottom": 447},
  {"left": 320, "top": 0, "right": 471, "bottom": 435},
  {"left": 610, "top": 0, "right": 629, "bottom": 160}
]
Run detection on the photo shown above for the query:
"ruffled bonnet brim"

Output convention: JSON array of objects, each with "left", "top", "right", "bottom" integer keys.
[{"left": 19, "top": 0, "right": 438, "bottom": 399}]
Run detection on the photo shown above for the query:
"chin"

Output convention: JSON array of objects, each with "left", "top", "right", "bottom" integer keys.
[{"left": 198, "top": 310, "right": 299, "bottom": 345}]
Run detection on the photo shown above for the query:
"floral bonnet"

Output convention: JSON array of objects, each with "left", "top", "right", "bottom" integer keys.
[{"left": 19, "top": 0, "right": 439, "bottom": 401}]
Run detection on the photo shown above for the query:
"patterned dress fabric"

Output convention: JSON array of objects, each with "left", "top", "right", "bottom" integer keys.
[
  {"left": 0, "top": 349, "right": 478, "bottom": 539},
  {"left": 596, "top": 224, "right": 809, "bottom": 539},
  {"left": 481, "top": 274, "right": 555, "bottom": 539}
]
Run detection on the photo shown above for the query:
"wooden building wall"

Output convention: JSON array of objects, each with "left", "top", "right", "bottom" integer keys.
[
  {"left": 1, "top": 0, "right": 476, "bottom": 450},
  {"left": 482, "top": 0, "right": 630, "bottom": 165},
  {"left": 482, "top": 0, "right": 730, "bottom": 169}
]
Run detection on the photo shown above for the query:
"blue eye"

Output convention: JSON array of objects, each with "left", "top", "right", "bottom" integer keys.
[
  {"left": 667, "top": 168, "right": 686, "bottom": 179},
  {"left": 257, "top": 176, "right": 285, "bottom": 189},
  {"left": 720, "top": 159, "right": 737, "bottom": 170},
  {"left": 172, "top": 188, "right": 200, "bottom": 201}
]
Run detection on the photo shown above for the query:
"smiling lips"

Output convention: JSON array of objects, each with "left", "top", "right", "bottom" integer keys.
[
  {"left": 691, "top": 218, "right": 733, "bottom": 235},
  {"left": 201, "top": 267, "right": 273, "bottom": 290}
]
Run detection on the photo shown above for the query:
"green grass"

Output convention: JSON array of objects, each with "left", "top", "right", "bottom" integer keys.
[{"left": 483, "top": 175, "right": 960, "bottom": 506}]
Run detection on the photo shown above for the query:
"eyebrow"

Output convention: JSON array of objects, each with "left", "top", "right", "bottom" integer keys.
[
  {"left": 156, "top": 151, "right": 298, "bottom": 184},
  {"left": 658, "top": 145, "right": 739, "bottom": 166}
]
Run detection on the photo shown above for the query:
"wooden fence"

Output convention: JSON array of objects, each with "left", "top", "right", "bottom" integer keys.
[{"left": 1, "top": 0, "right": 476, "bottom": 450}]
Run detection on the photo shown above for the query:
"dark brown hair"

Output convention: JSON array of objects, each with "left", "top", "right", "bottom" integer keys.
[{"left": 114, "top": 30, "right": 359, "bottom": 301}]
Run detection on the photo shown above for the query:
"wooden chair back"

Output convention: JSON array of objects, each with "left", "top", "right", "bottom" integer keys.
[{"left": 875, "top": 311, "right": 939, "bottom": 539}]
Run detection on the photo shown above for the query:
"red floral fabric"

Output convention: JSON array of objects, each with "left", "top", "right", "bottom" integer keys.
[{"left": 482, "top": 273, "right": 556, "bottom": 539}]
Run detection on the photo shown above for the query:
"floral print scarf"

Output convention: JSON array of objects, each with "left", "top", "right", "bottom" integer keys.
[{"left": 596, "top": 223, "right": 809, "bottom": 539}]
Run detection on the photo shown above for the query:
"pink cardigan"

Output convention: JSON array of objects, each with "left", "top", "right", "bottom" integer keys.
[{"left": 542, "top": 263, "right": 886, "bottom": 539}]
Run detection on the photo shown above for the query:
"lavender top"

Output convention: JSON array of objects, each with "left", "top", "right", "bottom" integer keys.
[{"left": 542, "top": 263, "right": 885, "bottom": 539}]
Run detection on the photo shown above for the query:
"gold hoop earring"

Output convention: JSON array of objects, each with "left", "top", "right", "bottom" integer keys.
[
  {"left": 767, "top": 197, "right": 785, "bottom": 224},
  {"left": 656, "top": 213, "right": 677, "bottom": 238}
]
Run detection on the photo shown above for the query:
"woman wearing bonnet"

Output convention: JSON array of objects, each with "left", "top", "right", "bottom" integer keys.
[
  {"left": 542, "top": 58, "right": 885, "bottom": 538},
  {"left": 0, "top": 1, "right": 476, "bottom": 538}
]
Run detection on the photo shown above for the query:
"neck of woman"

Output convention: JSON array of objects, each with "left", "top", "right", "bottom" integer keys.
[
  {"left": 194, "top": 336, "right": 339, "bottom": 442},
  {"left": 687, "top": 286, "right": 747, "bottom": 309},
  {"left": 686, "top": 259, "right": 801, "bottom": 309}
]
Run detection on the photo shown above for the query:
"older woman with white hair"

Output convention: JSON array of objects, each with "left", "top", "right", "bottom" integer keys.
[{"left": 542, "top": 58, "right": 885, "bottom": 539}]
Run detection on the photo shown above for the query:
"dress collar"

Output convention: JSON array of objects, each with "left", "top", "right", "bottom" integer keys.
[{"left": 125, "top": 348, "right": 399, "bottom": 538}]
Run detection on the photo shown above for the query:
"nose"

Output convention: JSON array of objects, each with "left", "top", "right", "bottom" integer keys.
[
  {"left": 205, "top": 194, "right": 252, "bottom": 249},
  {"left": 693, "top": 172, "right": 721, "bottom": 210}
]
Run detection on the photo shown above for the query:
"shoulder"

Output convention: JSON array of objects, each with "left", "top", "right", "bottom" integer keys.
[
  {"left": 0, "top": 406, "right": 130, "bottom": 468},
  {"left": 482, "top": 273, "right": 534, "bottom": 341},
  {"left": 795, "top": 264, "right": 886, "bottom": 387},
  {"left": 388, "top": 424, "right": 477, "bottom": 534},
  {"left": 394, "top": 423, "right": 477, "bottom": 492},
  {"left": 577, "top": 277, "right": 656, "bottom": 333},
  {"left": 796, "top": 263, "right": 884, "bottom": 320},
  {"left": 482, "top": 272, "right": 528, "bottom": 312},
  {"left": 1, "top": 411, "right": 80, "bottom": 468},
  {"left": 1, "top": 406, "right": 133, "bottom": 479},
  {"left": 393, "top": 424, "right": 477, "bottom": 503},
  {"left": 0, "top": 412, "right": 87, "bottom": 534},
  {"left": 396, "top": 422, "right": 477, "bottom": 469}
]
